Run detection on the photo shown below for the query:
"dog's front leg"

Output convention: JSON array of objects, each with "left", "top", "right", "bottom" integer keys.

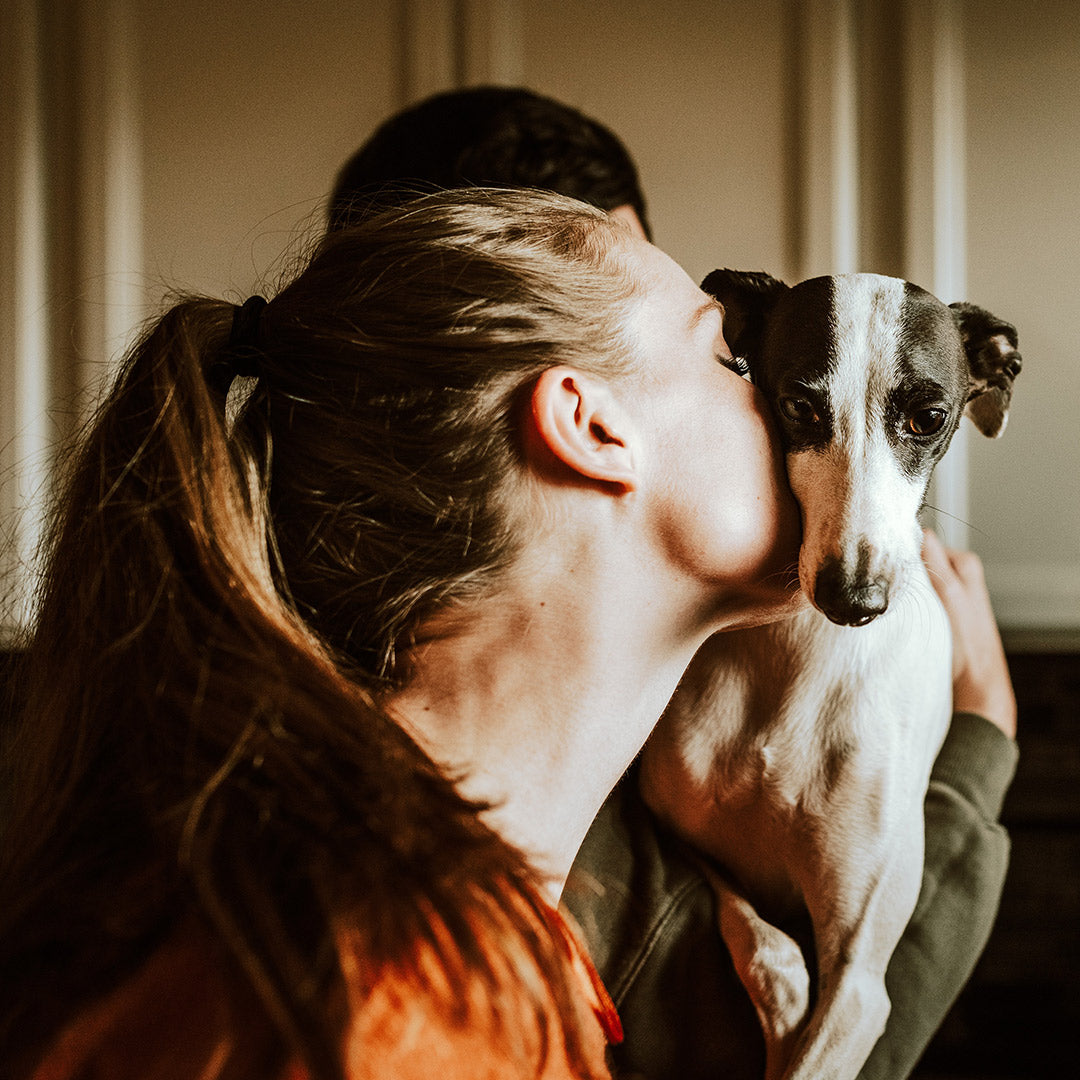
[
  {"left": 781, "top": 812, "right": 925, "bottom": 1080},
  {"left": 695, "top": 858, "right": 811, "bottom": 1080}
]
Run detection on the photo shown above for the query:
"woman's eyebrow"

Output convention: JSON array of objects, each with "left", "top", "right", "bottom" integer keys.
[{"left": 690, "top": 297, "right": 725, "bottom": 329}]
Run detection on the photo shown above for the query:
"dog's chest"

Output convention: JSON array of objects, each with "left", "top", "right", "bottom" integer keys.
[{"left": 667, "top": 575, "right": 952, "bottom": 853}]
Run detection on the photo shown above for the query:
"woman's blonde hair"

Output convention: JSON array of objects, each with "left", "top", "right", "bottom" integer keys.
[
  {"left": 258, "top": 189, "right": 638, "bottom": 677},
  {"left": 0, "top": 189, "right": 637, "bottom": 1079}
]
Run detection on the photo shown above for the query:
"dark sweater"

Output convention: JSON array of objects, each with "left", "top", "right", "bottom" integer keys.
[{"left": 563, "top": 712, "right": 1017, "bottom": 1080}]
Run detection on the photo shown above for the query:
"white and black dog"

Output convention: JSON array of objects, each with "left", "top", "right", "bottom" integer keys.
[{"left": 641, "top": 271, "right": 1021, "bottom": 1080}]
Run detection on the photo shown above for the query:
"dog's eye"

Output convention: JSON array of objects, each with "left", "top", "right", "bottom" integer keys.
[
  {"left": 907, "top": 408, "right": 947, "bottom": 436},
  {"left": 779, "top": 396, "right": 821, "bottom": 425}
]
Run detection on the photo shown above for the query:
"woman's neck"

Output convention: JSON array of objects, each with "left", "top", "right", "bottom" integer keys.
[{"left": 385, "top": 555, "right": 701, "bottom": 904}]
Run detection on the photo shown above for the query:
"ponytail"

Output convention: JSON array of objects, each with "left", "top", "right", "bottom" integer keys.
[{"left": 0, "top": 234, "right": 607, "bottom": 1078}]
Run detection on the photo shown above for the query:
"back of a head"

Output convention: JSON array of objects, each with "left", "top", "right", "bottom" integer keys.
[
  {"left": 1, "top": 187, "right": 634, "bottom": 1080},
  {"left": 328, "top": 86, "right": 650, "bottom": 238},
  {"left": 271, "top": 188, "right": 639, "bottom": 677}
]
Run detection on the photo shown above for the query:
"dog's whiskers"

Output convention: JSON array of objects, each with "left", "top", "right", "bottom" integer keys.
[{"left": 922, "top": 502, "right": 989, "bottom": 540}]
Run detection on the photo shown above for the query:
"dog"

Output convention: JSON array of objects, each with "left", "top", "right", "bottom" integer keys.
[{"left": 640, "top": 270, "right": 1021, "bottom": 1080}]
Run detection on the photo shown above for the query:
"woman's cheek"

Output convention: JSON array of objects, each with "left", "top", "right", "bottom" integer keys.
[{"left": 717, "top": 413, "right": 802, "bottom": 581}]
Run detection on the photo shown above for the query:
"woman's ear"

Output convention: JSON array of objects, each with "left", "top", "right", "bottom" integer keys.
[{"left": 528, "top": 367, "right": 639, "bottom": 492}]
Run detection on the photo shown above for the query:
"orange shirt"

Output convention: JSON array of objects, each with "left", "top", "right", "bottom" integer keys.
[{"left": 30, "top": 910, "right": 620, "bottom": 1080}]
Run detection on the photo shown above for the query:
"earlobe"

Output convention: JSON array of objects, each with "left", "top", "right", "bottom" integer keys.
[{"left": 529, "top": 367, "right": 638, "bottom": 491}]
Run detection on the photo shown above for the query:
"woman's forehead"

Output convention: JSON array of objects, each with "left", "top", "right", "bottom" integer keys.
[{"left": 621, "top": 239, "right": 712, "bottom": 330}]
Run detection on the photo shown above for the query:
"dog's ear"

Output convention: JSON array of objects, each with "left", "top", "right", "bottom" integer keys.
[
  {"left": 949, "top": 302, "right": 1022, "bottom": 438},
  {"left": 700, "top": 269, "right": 789, "bottom": 362}
]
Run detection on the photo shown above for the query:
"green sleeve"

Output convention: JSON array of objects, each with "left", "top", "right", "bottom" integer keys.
[
  {"left": 563, "top": 764, "right": 766, "bottom": 1080},
  {"left": 857, "top": 712, "right": 1017, "bottom": 1079},
  {"left": 563, "top": 713, "right": 1016, "bottom": 1080}
]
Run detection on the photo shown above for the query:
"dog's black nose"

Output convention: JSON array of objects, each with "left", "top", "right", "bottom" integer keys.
[{"left": 813, "top": 559, "right": 890, "bottom": 626}]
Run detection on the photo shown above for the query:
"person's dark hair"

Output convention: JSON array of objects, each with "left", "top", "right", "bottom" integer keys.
[
  {"left": 0, "top": 189, "right": 636, "bottom": 1080},
  {"left": 328, "top": 85, "right": 651, "bottom": 239}
]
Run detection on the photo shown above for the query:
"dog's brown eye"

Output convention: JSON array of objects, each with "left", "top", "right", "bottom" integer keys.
[
  {"left": 779, "top": 397, "right": 820, "bottom": 425},
  {"left": 907, "top": 408, "right": 947, "bottom": 436}
]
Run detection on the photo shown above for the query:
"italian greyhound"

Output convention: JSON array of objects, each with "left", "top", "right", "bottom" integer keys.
[{"left": 641, "top": 270, "right": 1021, "bottom": 1080}]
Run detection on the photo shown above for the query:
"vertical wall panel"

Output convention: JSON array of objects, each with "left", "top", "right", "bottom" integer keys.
[
  {"left": 462, "top": 0, "right": 524, "bottom": 86},
  {"left": 0, "top": 0, "right": 50, "bottom": 637},
  {"left": 1, "top": 0, "right": 1074, "bottom": 637},
  {"left": 901, "top": 0, "right": 971, "bottom": 549},
  {"left": 521, "top": 0, "right": 796, "bottom": 285},
  {"left": 402, "top": 0, "right": 461, "bottom": 103},
  {"left": 136, "top": 0, "right": 402, "bottom": 303},
  {"left": 796, "top": 0, "right": 859, "bottom": 278},
  {"left": 962, "top": 0, "right": 1080, "bottom": 636}
]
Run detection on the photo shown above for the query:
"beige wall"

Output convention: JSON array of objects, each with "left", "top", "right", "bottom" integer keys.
[
  {"left": 963, "top": 0, "right": 1080, "bottom": 630},
  {"left": 138, "top": 1, "right": 402, "bottom": 301},
  {"left": 2, "top": 0, "right": 1077, "bottom": 638},
  {"left": 523, "top": 0, "right": 797, "bottom": 284},
  {"left": 133, "top": 0, "right": 798, "bottom": 299}
]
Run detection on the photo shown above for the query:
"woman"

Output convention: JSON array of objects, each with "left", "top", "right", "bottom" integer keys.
[{"left": 0, "top": 187, "right": 803, "bottom": 1079}]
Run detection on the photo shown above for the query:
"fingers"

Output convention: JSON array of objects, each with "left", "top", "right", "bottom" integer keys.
[
  {"left": 921, "top": 527, "right": 952, "bottom": 588},
  {"left": 922, "top": 527, "right": 983, "bottom": 591},
  {"left": 921, "top": 529, "right": 1017, "bottom": 739}
]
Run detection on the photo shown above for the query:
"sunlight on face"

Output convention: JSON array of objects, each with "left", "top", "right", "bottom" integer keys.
[{"left": 619, "top": 239, "right": 802, "bottom": 619}]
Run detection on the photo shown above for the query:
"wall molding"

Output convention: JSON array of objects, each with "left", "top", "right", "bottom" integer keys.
[
  {"left": 0, "top": 0, "right": 142, "bottom": 639},
  {"left": 1, "top": 0, "right": 52, "bottom": 636},
  {"left": 71, "top": 0, "right": 144, "bottom": 395},
  {"left": 400, "top": 0, "right": 523, "bottom": 105},
  {"left": 902, "top": 0, "right": 970, "bottom": 550},
  {"left": 794, "top": 0, "right": 970, "bottom": 548},
  {"left": 400, "top": 0, "right": 461, "bottom": 104},
  {"left": 460, "top": 0, "right": 523, "bottom": 87},
  {"left": 795, "top": 0, "right": 859, "bottom": 278}
]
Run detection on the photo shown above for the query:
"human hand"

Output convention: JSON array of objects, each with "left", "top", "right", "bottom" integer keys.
[{"left": 922, "top": 529, "right": 1017, "bottom": 738}]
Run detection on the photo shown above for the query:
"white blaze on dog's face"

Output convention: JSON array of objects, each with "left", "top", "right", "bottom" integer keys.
[{"left": 757, "top": 275, "right": 968, "bottom": 626}]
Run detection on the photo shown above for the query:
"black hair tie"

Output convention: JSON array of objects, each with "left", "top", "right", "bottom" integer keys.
[{"left": 227, "top": 295, "right": 269, "bottom": 378}]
